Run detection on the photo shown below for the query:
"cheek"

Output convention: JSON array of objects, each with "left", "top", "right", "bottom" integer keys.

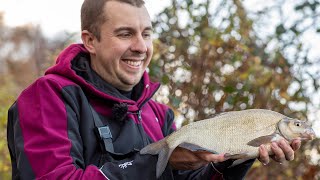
[
  {"left": 289, "top": 126, "right": 304, "bottom": 135},
  {"left": 109, "top": 45, "right": 125, "bottom": 55},
  {"left": 147, "top": 43, "right": 153, "bottom": 56},
  {"left": 103, "top": 39, "right": 129, "bottom": 56}
]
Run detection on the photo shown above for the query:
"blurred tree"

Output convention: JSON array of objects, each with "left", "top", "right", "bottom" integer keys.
[
  {"left": 2, "top": 25, "right": 76, "bottom": 90},
  {"left": 149, "top": 0, "right": 320, "bottom": 179}
]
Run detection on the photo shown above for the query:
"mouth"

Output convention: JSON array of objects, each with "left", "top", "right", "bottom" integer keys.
[
  {"left": 307, "top": 133, "right": 316, "bottom": 140},
  {"left": 122, "top": 59, "right": 143, "bottom": 67},
  {"left": 301, "top": 129, "right": 316, "bottom": 140}
]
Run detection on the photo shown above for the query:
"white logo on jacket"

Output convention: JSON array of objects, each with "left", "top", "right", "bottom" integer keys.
[{"left": 119, "top": 160, "right": 134, "bottom": 169}]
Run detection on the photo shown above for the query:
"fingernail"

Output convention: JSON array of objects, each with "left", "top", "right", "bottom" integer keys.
[
  {"left": 271, "top": 142, "right": 277, "bottom": 148},
  {"left": 289, "top": 156, "right": 294, "bottom": 161}
]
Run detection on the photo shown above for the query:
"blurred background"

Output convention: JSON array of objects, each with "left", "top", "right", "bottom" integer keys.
[{"left": 0, "top": 0, "right": 320, "bottom": 179}]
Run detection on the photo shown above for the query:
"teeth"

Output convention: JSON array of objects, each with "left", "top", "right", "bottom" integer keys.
[{"left": 124, "top": 60, "right": 142, "bottom": 67}]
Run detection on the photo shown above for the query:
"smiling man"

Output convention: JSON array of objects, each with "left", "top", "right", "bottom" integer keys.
[
  {"left": 83, "top": 1, "right": 154, "bottom": 91},
  {"left": 7, "top": 0, "right": 301, "bottom": 179}
]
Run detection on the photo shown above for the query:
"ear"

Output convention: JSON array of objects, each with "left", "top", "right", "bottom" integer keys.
[{"left": 81, "top": 30, "right": 96, "bottom": 54}]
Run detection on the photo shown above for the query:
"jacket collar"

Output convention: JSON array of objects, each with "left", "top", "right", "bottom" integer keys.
[{"left": 45, "top": 43, "right": 160, "bottom": 110}]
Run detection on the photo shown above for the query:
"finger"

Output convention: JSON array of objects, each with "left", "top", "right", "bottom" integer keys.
[
  {"left": 183, "top": 161, "right": 207, "bottom": 170},
  {"left": 169, "top": 148, "right": 208, "bottom": 170},
  {"left": 170, "top": 147, "right": 205, "bottom": 164},
  {"left": 278, "top": 140, "right": 295, "bottom": 161},
  {"left": 258, "top": 145, "right": 270, "bottom": 165},
  {"left": 271, "top": 142, "right": 286, "bottom": 163},
  {"left": 291, "top": 139, "right": 301, "bottom": 151}
]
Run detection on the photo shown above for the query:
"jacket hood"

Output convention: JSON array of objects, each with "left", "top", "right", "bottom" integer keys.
[{"left": 45, "top": 43, "right": 160, "bottom": 111}]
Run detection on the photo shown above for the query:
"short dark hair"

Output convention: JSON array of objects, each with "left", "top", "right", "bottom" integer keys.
[{"left": 81, "top": 0, "right": 145, "bottom": 41}]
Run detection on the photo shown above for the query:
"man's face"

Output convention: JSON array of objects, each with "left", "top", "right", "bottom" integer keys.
[{"left": 89, "top": 1, "right": 153, "bottom": 91}]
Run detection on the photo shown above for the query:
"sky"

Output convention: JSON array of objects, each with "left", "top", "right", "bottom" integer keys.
[{"left": 0, "top": 0, "right": 170, "bottom": 37}]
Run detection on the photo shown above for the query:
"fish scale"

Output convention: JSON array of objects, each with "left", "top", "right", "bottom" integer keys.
[{"left": 140, "top": 109, "right": 315, "bottom": 178}]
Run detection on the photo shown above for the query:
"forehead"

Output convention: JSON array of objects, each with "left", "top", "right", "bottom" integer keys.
[{"left": 103, "top": 1, "right": 152, "bottom": 30}]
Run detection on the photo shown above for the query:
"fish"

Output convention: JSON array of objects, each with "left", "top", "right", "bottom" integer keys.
[{"left": 140, "top": 109, "right": 316, "bottom": 178}]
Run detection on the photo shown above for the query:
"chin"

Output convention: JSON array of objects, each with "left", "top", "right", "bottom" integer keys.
[{"left": 121, "top": 73, "right": 143, "bottom": 86}]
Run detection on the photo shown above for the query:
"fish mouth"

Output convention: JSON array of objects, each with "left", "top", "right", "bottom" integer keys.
[{"left": 301, "top": 129, "right": 316, "bottom": 140}]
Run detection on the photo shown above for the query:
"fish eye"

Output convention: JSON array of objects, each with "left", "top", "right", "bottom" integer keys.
[{"left": 294, "top": 122, "right": 302, "bottom": 127}]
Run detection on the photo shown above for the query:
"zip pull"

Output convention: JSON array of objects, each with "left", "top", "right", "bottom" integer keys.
[
  {"left": 137, "top": 110, "right": 142, "bottom": 122},
  {"left": 127, "top": 110, "right": 142, "bottom": 122}
]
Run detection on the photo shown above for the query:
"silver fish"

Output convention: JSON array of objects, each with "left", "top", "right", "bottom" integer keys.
[{"left": 140, "top": 109, "right": 316, "bottom": 178}]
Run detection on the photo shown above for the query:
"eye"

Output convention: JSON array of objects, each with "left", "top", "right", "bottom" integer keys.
[
  {"left": 143, "top": 29, "right": 153, "bottom": 38},
  {"left": 294, "top": 122, "right": 302, "bottom": 127},
  {"left": 118, "top": 32, "right": 132, "bottom": 39},
  {"left": 142, "top": 32, "right": 152, "bottom": 39}
]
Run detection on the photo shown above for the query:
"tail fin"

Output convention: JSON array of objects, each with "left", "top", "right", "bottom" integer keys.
[
  {"left": 140, "top": 139, "right": 174, "bottom": 178},
  {"left": 156, "top": 146, "right": 174, "bottom": 178},
  {"left": 140, "top": 138, "right": 167, "bottom": 155}
]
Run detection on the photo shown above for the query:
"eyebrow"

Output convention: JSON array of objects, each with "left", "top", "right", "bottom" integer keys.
[{"left": 114, "top": 26, "right": 153, "bottom": 33}]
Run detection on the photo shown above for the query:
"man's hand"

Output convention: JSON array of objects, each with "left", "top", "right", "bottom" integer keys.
[
  {"left": 258, "top": 139, "right": 301, "bottom": 165},
  {"left": 169, "top": 147, "right": 227, "bottom": 170}
]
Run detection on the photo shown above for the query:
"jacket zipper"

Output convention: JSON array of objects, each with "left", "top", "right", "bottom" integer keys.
[
  {"left": 133, "top": 84, "right": 161, "bottom": 147},
  {"left": 136, "top": 110, "right": 149, "bottom": 146},
  {"left": 137, "top": 110, "right": 142, "bottom": 122}
]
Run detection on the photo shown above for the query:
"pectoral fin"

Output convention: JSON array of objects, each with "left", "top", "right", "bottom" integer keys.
[
  {"left": 179, "top": 143, "right": 218, "bottom": 154},
  {"left": 224, "top": 153, "right": 250, "bottom": 159},
  {"left": 247, "top": 135, "right": 275, "bottom": 147}
]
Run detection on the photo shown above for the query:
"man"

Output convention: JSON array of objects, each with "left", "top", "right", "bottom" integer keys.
[{"left": 7, "top": 0, "right": 301, "bottom": 179}]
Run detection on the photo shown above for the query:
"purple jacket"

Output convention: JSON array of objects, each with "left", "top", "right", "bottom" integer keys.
[{"left": 7, "top": 44, "right": 252, "bottom": 180}]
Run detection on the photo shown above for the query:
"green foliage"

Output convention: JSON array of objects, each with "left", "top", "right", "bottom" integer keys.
[{"left": 0, "top": 76, "right": 17, "bottom": 179}]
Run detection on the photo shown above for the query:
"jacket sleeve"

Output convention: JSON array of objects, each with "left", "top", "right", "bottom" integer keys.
[
  {"left": 162, "top": 108, "right": 253, "bottom": 180},
  {"left": 222, "top": 159, "right": 255, "bottom": 180},
  {"left": 7, "top": 77, "right": 108, "bottom": 180}
]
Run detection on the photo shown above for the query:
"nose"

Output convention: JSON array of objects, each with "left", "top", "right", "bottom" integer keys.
[{"left": 130, "top": 35, "right": 147, "bottom": 53}]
